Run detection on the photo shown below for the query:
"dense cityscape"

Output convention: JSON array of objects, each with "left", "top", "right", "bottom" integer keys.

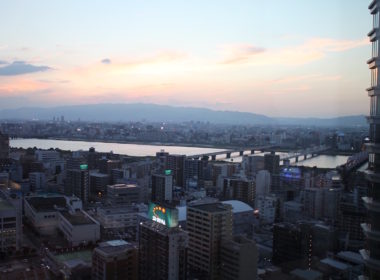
[
  {"left": 0, "top": 118, "right": 372, "bottom": 279},
  {"left": 0, "top": 0, "right": 377, "bottom": 280}
]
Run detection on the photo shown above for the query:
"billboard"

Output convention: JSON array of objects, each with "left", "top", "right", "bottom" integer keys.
[{"left": 148, "top": 203, "right": 178, "bottom": 228}]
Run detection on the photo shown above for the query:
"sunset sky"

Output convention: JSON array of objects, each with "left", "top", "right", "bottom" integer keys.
[{"left": 0, "top": 0, "right": 371, "bottom": 117}]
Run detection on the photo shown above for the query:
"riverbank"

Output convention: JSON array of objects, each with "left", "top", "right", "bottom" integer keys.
[{"left": 11, "top": 136, "right": 235, "bottom": 150}]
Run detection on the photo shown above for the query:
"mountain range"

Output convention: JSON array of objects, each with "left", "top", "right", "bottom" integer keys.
[{"left": 0, "top": 103, "right": 367, "bottom": 127}]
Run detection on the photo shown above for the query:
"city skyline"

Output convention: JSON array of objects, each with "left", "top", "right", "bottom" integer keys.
[{"left": 0, "top": 0, "right": 371, "bottom": 117}]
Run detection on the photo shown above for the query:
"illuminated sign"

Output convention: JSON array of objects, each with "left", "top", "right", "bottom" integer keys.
[
  {"left": 148, "top": 203, "right": 178, "bottom": 228},
  {"left": 165, "top": 170, "right": 172, "bottom": 175},
  {"left": 80, "top": 164, "right": 88, "bottom": 170}
]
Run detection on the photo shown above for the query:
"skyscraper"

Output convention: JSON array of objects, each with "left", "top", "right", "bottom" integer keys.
[
  {"left": 0, "top": 131, "right": 9, "bottom": 160},
  {"left": 139, "top": 219, "right": 188, "bottom": 280},
  {"left": 264, "top": 151, "right": 280, "bottom": 175},
  {"left": 187, "top": 202, "right": 233, "bottom": 279},
  {"left": 361, "top": 1, "right": 380, "bottom": 279},
  {"left": 151, "top": 172, "right": 173, "bottom": 204},
  {"left": 65, "top": 167, "right": 89, "bottom": 203}
]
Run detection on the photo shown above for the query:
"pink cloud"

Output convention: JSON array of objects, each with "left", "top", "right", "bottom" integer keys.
[{"left": 220, "top": 37, "right": 368, "bottom": 66}]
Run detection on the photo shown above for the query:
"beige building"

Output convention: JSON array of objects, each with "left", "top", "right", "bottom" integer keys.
[{"left": 187, "top": 202, "right": 233, "bottom": 280}]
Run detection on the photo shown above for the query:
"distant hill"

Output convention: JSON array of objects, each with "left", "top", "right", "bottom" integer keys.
[
  {"left": 0, "top": 103, "right": 367, "bottom": 127},
  {"left": 275, "top": 115, "right": 367, "bottom": 127}
]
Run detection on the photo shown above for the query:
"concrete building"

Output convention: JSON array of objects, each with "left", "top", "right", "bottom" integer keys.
[
  {"left": 222, "top": 200, "right": 255, "bottom": 237},
  {"left": 362, "top": 2, "right": 380, "bottom": 278},
  {"left": 0, "top": 132, "right": 9, "bottom": 159},
  {"left": 35, "top": 150, "right": 60, "bottom": 162},
  {"left": 58, "top": 209, "right": 100, "bottom": 246},
  {"left": 242, "top": 155, "right": 264, "bottom": 176},
  {"left": 255, "top": 170, "right": 271, "bottom": 197},
  {"left": 29, "top": 172, "right": 47, "bottom": 192},
  {"left": 92, "top": 240, "right": 138, "bottom": 280},
  {"left": 273, "top": 222, "right": 337, "bottom": 272},
  {"left": 139, "top": 219, "right": 188, "bottom": 280},
  {"left": 220, "top": 235, "right": 258, "bottom": 280},
  {"left": 89, "top": 172, "right": 110, "bottom": 201},
  {"left": 264, "top": 152, "right": 280, "bottom": 175},
  {"left": 223, "top": 177, "right": 255, "bottom": 207},
  {"left": 0, "top": 191, "right": 22, "bottom": 252},
  {"left": 24, "top": 195, "right": 67, "bottom": 235},
  {"left": 65, "top": 168, "right": 89, "bottom": 203},
  {"left": 151, "top": 172, "right": 173, "bottom": 204},
  {"left": 302, "top": 187, "right": 323, "bottom": 219},
  {"left": 187, "top": 202, "right": 233, "bottom": 279},
  {"left": 166, "top": 154, "right": 186, "bottom": 187},
  {"left": 107, "top": 183, "right": 141, "bottom": 205},
  {"left": 95, "top": 204, "right": 147, "bottom": 240},
  {"left": 256, "top": 194, "right": 278, "bottom": 224}
]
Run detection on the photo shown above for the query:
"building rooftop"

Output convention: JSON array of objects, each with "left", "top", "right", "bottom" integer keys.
[
  {"left": 55, "top": 250, "right": 92, "bottom": 263},
  {"left": 95, "top": 240, "right": 135, "bottom": 256},
  {"left": 26, "top": 196, "right": 66, "bottom": 212},
  {"left": 189, "top": 202, "right": 231, "bottom": 213},
  {"left": 0, "top": 197, "right": 14, "bottom": 211},
  {"left": 90, "top": 172, "right": 109, "bottom": 178},
  {"left": 60, "top": 210, "right": 96, "bottom": 226},
  {"left": 337, "top": 251, "right": 364, "bottom": 265},
  {"left": 108, "top": 183, "right": 139, "bottom": 189},
  {"left": 222, "top": 200, "right": 253, "bottom": 213},
  {"left": 321, "top": 258, "right": 350, "bottom": 271},
  {"left": 290, "top": 269, "right": 323, "bottom": 280}
]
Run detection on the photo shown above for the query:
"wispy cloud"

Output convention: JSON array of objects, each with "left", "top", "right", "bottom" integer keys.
[
  {"left": 221, "top": 45, "right": 265, "bottom": 64},
  {"left": 101, "top": 58, "right": 111, "bottom": 64},
  {"left": 0, "top": 61, "right": 51, "bottom": 76},
  {"left": 220, "top": 37, "right": 368, "bottom": 66}
]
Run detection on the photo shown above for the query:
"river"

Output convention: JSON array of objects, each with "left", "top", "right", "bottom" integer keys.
[
  {"left": 10, "top": 138, "right": 224, "bottom": 157},
  {"left": 10, "top": 138, "right": 348, "bottom": 169}
]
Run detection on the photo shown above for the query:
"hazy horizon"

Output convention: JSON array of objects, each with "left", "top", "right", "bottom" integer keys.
[
  {"left": 0, "top": 102, "right": 367, "bottom": 119},
  {"left": 0, "top": 0, "right": 371, "bottom": 117}
]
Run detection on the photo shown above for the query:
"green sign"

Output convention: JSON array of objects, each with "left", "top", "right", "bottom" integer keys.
[
  {"left": 148, "top": 203, "right": 178, "bottom": 228},
  {"left": 165, "top": 169, "right": 172, "bottom": 175},
  {"left": 80, "top": 164, "right": 88, "bottom": 170}
]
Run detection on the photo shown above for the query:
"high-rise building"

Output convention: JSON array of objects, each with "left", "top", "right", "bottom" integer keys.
[
  {"left": 220, "top": 235, "right": 258, "bottom": 280},
  {"left": 273, "top": 222, "right": 337, "bottom": 272},
  {"left": 65, "top": 167, "right": 89, "bottom": 202},
  {"left": 256, "top": 170, "right": 271, "bottom": 197},
  {"left": 166, "top": 154, "right": 185, "bottom": 187},
  {"left": 92, "top": 240, "right": 138, "bottom": 280},
  {"left": 89, "top": 172, "right": 110, "bottom": 201},
  {"left": 0, "top": 191, "right": 22, "bottom": 253},
  {"left": 139, "top": 219, "right": 188, "bottom": 280},
  {"left": 222, "top": 177, "right": 255, "bottom": 207},
  {"left": 151, "top": 172, "right": 173, "bottom": 204},
  {"left": 0, "top": 132, "right": 9, "bottom": 160},
  {"left": 264, "top": 152, "right": 280, "bottom": 175},
  {"left": 29, "top": 172, "right": 47, "bottom": 192},
  {"left": 361, "top": 1, "right": 380, "bottom": 279},
  {"left": 187, "top": 202, "right": 233, "bottom": 279}
]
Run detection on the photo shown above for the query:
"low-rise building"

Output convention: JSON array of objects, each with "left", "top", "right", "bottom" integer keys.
[
  {"left": 107, "top": 183, "right": 141, "bottom": 205},
  {"left": 95, "top": 204, "right": 147, "bottom": 241},
  {"left": 58, "top": 209, "right": 100, "bottom": 246},
  {"left": 24, "top": 195, "right": 67, "bottom": 235}
]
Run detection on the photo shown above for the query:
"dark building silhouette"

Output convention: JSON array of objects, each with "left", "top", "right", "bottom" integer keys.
[
  {"left": 362, "top": 1, "right": 380, "bottom": 279},
  {"left": 92, "top": 240, "right": 138, "bottom": 280},
  {"left": 139, "top": 219, "right": 188, "bottom": 280},
  {"left": 0, "top": 131, "right": 9, "bottom": 160}
]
